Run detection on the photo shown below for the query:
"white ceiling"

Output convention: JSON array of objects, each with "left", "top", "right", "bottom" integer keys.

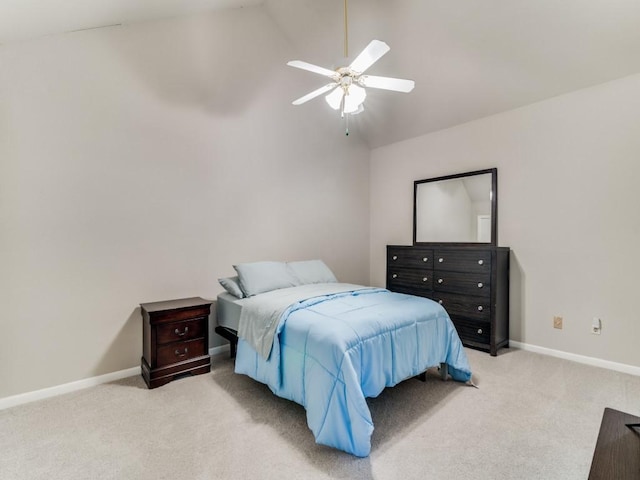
[{"left": 2, "top": 0, "right": 640, "bottom": 148}]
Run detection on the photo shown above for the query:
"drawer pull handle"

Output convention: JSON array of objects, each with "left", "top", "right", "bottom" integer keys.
[
  {"left": 438, "top": 278, "right": 443, "bottom": 284},
  {"left": 478, "top": 282, "right": 484, "bottom": 288},
  {"left": 175, "top": 347, "right": 189, "bottom": 357},
  {"left": 477, "top": 329, "right": 483, "bottom": 335},
  {"left": 174, "top": 326, "right": 189, "bottom": 337},
  {"left": 422, "top": 257, "right": 428, "bottom": 262},
  {"left": 478, "top": 259, "right": 484, "bottom": 265},
  {"left": 438, "top": 258, "right": 444, "bottom": 263},
  {"left": 438, "top": 300, "right": 443, "bottom": 305},
  {"left": 422, "top": 277, "right": 428, "bottom": 282},
  {"left": 392, "top": 255, "right": 398, "bottom": 261},
  {"left": 477, "top": 306, "right": 484, "bottom": 311},
  {"left": 392, "top": 274, "right": 398, "bottom": 279}
]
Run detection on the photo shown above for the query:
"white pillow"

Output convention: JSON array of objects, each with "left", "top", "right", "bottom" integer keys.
[
  {"left": 218, "top": 276, "right": 245, "bottom": 298},
  {"left": 233, "top": 261, "right": 299, "bottom": 297},
  {"left": 287, "top": 260, "right": 338, "bottom": 285}
]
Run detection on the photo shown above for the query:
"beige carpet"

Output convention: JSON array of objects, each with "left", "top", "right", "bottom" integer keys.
[{"left": 2, "top": 347, "right": 639, "bottom": 480}]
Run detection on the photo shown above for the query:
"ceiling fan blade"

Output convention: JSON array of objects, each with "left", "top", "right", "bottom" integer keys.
[
  {"left": 292, "top": 83, "right": 338, "bottom": 105},
  {"left": 287, "top": 60, "right": 337, "bottom": 78},
  {"left": 360, "top": 75, "right": 415, "bottom": 93},
  {"left": 348, "top": 40, "right": 390, "bottom": 74}
]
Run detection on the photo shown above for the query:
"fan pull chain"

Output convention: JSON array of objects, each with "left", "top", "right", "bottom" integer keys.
[{"left": 339, "top": 89, "right": 349, "bottom": 136}]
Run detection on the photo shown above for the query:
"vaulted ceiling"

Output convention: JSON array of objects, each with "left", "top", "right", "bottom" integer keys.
[{"left": 2, "top": 0, "right": 640, "bottom": 148}]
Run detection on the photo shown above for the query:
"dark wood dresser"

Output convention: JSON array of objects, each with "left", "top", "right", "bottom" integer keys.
[
  {"left": 141, "top": 297, "right": 212, "bottom": 389},
  {"left": 588, "top": 408, "right": 640, "bottom": 480},
  {"left": 387, "top": 245, "right": 510, "bottom": 356}
]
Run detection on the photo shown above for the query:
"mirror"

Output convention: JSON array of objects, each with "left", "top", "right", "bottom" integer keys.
[{"left": 413, "top": 168, "right": 497, "bottom": 245}]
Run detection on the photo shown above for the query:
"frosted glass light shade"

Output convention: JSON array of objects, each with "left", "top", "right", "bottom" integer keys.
[
  {"left": 343, "top": 84, "right": 366, "bottom": 113},
  {"left": 325, "top": 87, "right": 344, "bottom": 110}
]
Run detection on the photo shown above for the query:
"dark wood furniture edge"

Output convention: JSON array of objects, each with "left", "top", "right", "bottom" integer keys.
[
  {"left": 386, "top": 244, "right": 510, "bottom": 356},
  {"left": 413, "top": 168, "right": 498, "bottom": 246},
  {"left": 588, "top": 407, "right": 640, "bottom": 479},
  {"left": 141, "top": 297, "right": 212, "bottom": 389},
  {"left": 215, "top": 326, "right": 238, "bottom": 358},
  {"left": 141, "top": 355, "right": 211, "bottom": 389}
]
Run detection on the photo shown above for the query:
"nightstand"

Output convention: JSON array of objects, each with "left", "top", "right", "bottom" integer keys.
[{"left": 140, "top": 297, "right": 212, "bottom": 389}]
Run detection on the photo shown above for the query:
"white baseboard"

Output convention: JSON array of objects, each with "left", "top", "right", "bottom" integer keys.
[
  {"left": 510, "top": 341, "right": 640, "bottom": 377},
  {"left": 0, "top": 344, "right": 231, "bottom": 411},
  {"left": 0, "top": 366, "right": 140, "bottom": 411},
  {"left": 209, "top": 344, "right": 230, "bottom": 357},
  {"left": 4, "top": 342, "right": 635, "bottom": 411}
]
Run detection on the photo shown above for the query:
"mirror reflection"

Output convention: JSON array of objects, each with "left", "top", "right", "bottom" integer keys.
[{"left": 414, "top": 169, "right": 496, "bottom": 244}]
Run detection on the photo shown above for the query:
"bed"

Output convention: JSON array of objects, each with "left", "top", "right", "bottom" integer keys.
[{"left": 216, "top": 260, "right": 472, "bottom": 457}]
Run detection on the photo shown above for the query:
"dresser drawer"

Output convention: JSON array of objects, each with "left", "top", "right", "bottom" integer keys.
[
  {"left": 433, "top": 292, "right": 491, "bottom": 321},
  {"left": 156, "top": 338, "right": 207, "bottom": 367},
  {"left": 433, "top": 270, "right": 491, "bottom": 297},
  {"left": 388, "top": 247, "right": 434, "bottom": 268},
  {"left": 387, "top": 267, "right": 433, "bottom": 292},
  {"left": 156, "top": 318, "right": 205, "bottom": 345},
  {"left": 452, "top": 319, "right": 491, "bottom": 345},
  {"left": 433, "top": 249, "right": 492, "bottom": 273}
]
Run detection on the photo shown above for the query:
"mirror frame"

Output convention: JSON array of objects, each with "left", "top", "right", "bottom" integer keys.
[{"left": 413, "top": 168, "right": 498, "bottom": 246}]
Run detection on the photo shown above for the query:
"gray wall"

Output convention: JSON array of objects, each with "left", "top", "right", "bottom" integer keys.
[
  {"left": 370, "top": 73, "right": 640, "bottom": 369},
  {"left": 0, "top": 7, "right": 371, "bottom": 399},
  {"left": 3, "top": 4, "right": 639, "bottom": 402}
]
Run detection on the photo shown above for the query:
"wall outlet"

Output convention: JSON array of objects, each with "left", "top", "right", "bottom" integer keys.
[
  {"left": 553, "top": 316, "right": 563, "bottom": 329},
  {"left": 591, "top": 317, "right": 601, "bottom": 335}
]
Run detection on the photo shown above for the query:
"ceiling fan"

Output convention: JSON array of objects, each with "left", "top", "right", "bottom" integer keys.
[{"left": 286, "top": 1, "right": 415, "bottom": 133}]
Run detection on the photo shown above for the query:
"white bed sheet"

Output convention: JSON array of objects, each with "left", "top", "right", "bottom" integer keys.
[{"left": 216, "top": 292, "right": 244, "bottom": 331}]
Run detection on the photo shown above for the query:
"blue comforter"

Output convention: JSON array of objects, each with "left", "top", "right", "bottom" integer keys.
[{"left": 234, "top": 287, "right": 472, "bottom": 457}]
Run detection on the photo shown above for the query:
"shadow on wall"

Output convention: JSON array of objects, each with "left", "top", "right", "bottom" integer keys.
[
  {"left": 509, "top": 251, "right": 524, "bottom": 344},
  {"left": 105, "top": 7, "right": 285, "bottom": 116},
  {"left": 94, "top": 307, "right": 142, "bottom": 378}
]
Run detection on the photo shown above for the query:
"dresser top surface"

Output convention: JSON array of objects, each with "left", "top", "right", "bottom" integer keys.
[{"left": 388, "top": 244, "right": 510, "bottom": 251}]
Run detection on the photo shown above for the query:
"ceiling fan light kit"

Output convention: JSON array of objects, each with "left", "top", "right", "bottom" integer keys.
[{"left": 287, "top": 1, "right": 415, "bottom": 135}]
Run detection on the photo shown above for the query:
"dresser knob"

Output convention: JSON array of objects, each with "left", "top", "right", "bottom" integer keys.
[
  {"left": 392, "top": 273, "right": 398, "bottom": 279},
  {"left": 477, "top": 329, "right": 483, "bottom": 335},
  {"left": 477, "top": 306, "right": 483, "bottom": 311},
  {"left": 175, "top": 347, "right": 189, "bottom": 357},
  {"left": 392, "top": 255, "right": 398, "bottom": 261},
  {"left": 438, "top": 300, "right": 443, "bottom": 305},
  {"left": 438, "top": 258, "right": 444, "bottom": 263},
  {"left": 478, "top": 259, "right": 484, "bottom": 265},
  {"left": 422, "top": 257, "right": 428, "bottom": 262},
  {"left": 422, "top": 277, "right": 428, "bottom": 282},
  {"left": 174, "top": 326, "right": 189, "bottom": 337},
  {"left": 438, "top": 278, "right": 443, "bottom": 284},
  {"left": 478, "top": 282, "right": 484, "bottom": 288}
]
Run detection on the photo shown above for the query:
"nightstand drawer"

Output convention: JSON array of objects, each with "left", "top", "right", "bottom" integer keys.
[
  {"left": 156, "top": 318, "right": 205, "bottom": 345},
  {"left": 151, "top": 306, "right": 211, "bottom": 324},
  {"left": 156, "top": 338, "right": 206, "bottom": 367}
]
